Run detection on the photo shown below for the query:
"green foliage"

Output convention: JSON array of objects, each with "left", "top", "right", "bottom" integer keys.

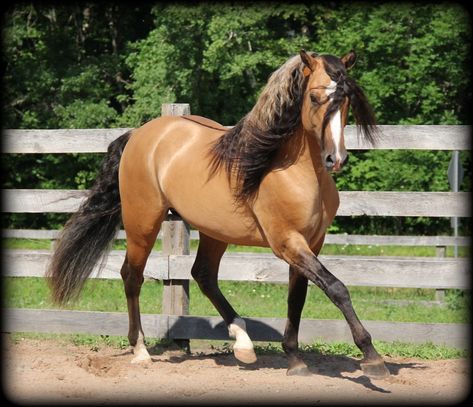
[
  {"left": 301, "top": 340, "right": 466, "bottom": 360},
  {"left": 2, "top": 3, "right": 471, "bottom": 233},
  {"left": 4, "top": 276, "right": 469, "bottom": 325}
]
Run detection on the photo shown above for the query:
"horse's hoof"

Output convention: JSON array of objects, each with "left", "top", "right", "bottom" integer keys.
[
  {"left": 286, "top": 365, "right": 312, "bottom": 377},
  {"left": 131, "top": 347, "right": 152, "bottom": 364},
  {"left": 131, "top": 355, "right": 152, "bottom": 364},
  {"left": 360, "top": 360, "right": 390, "bottom": 379},
  {"left": 234, "top": 347, "right": 257, "bottom": 364}
]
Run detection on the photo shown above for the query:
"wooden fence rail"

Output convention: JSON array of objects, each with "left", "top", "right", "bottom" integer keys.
[
  {"left": 3, "top": 125, "right": 470, "bottom": 153},
  {"left": 3, "top": 228, "right": 470, "bottom": 247},
  {"left": 2, "top": 103, "right": 470, "bottom": 349},
  {"left": 3, "top": 249, "right": 469, "bottom": 289},
  {"left": 2, "top": 189, "right": 470, "bottom": 217}
]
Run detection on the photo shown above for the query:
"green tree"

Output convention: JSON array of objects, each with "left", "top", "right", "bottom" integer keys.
[
  {"left": 2, "top": 3, "right": 153, "bottom": 228},
  {"left": 2, "top": 2, "right": 470, "bottom": 234}
]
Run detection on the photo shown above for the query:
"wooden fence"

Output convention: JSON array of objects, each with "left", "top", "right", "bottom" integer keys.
[{"left": 2, "top": 104, "right": 471, "bottom": 349}]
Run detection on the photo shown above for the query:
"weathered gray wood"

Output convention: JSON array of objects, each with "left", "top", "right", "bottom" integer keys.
[
  {"left": 3, "top": 228, "right": 470, "bottom": 247},
  {"left": 170, "top": 253, "right": 469, "bottom": 289},
  {"left": 3, "top": 308, "right": 168, "bottom": 338},
  {"left": 168, "top": 315, "right": 468, "bottom": 348},
  {"left": 4, "top": 250, "right": 468, "bottom": 289},
  {"left": 161, "top": 218, "right": 190, "bottom": 316},
  {"left": 3, "top": 128, "right": 132, "bottom": 153},
  {"left": 3, "top": 309, "right": 467, "bottom": 348},
  {"left": 2, "top": 229, "right": 59, "bottom": 239},
  {"left": 3, "top": 125, "right": 470, "bottom": 153},
  {"left": 3, "top": 189, "right": 469, "bottom": 217},
  {"left": 344, "top": 125, "right": 470, "bottom": 150},
  {"left": 337, "top": 191, "right": 470, "bottom": 217},
  {"left": 435, "top": 246, "right": 447, "bottom": 301},
  {"left": 1, "top": 228, "right": 196, "bottom": 241},
  {"left": 2, "top": 189, "right": 88, "bottom": 213},
  {"left": 2, "top": 249, "right": 168, "bottom": 280},
  {"left": 161, "top": 103, "right": 191, "bottom": 116},
  {"left": 323, "top": 234, "right": 471, "bottom": 247}
]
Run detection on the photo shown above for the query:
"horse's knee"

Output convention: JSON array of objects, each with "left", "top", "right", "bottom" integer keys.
[{"left": 325, "top": 279, "right": 351, "bottom": 307}]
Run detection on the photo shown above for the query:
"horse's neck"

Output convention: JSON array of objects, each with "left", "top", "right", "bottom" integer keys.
[{"left": 277, "top": 127, "right": 326, "bottom": 174}]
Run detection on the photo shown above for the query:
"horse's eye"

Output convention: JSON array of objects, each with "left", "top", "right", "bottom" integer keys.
[{"left": 310, "top": 93, "right": 319, "bottom": 105}]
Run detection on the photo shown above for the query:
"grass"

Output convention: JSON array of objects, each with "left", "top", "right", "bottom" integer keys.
[
  {"left": 2, "top": 238, "right": 470, "bottom": 257},
  {"left": 3, "top": 238, "right": 470, "bottom": 323},
  {"left": 3, "top": 238, "right": 470, "bottom": 359},
  {"left": 3, "top": 277, "right": 469, "bottom": 324}
]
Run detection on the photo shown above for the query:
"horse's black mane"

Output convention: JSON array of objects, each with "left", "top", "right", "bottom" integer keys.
[
  {"left": 321, "top": 55, "right": 378, "bottom": 145},
  {"left": 209, "top": 54, "right": 378, "bottom": 204}
]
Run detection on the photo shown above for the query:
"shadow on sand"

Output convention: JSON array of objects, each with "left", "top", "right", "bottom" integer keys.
[{"left": 142, "top": 316, "right": 426, "bottom": 394}]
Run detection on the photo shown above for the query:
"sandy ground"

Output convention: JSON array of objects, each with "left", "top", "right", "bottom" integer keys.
[{"left": 2, "top": 335, "right": 470, "bottom": 405}]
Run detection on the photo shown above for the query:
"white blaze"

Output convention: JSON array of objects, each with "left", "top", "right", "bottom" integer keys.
[
  {"left": 326, "top": 80, "right": 342, "bottom": 162},
  {"left": 330, "top": 110, "right": 342, "bottom": 161}
]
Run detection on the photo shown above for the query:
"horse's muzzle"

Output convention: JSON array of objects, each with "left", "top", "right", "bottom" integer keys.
[{"left": 324, "top": 152, "right": 348, "bottom": 172}]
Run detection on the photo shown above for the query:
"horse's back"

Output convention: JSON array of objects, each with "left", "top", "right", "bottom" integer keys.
[{"left": 120, "top": 115, "right": 269, "bottom": 246}]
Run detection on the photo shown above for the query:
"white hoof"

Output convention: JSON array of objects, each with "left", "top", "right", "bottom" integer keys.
[
  {"left": 229, "top": 318, "right": 256, "bottom": 364},
  {"left": 234, "top": 347, "right": 257, "bottom": 364},
  {"left": 131, "top": 345, "right": 152, "bottom": 364}
]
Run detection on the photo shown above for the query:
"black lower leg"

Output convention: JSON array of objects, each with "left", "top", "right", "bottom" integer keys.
[
  {"left": 298, "top": 254, "right": 382, "bottom": 363},
  {"left": 190, "top": 234, "right": 238, "bottom": 325},
  {"left": 192, "top": 260, "right": 239, "bottom": 325},
  {"left": 313, "top": 259, "right": 389, "bottom": 378},
  {"left": 283, "top": 267, "right": 310, "bottom": 375},
  {"left": 120, "top": 259, "right": 145, "bottom": 346}
]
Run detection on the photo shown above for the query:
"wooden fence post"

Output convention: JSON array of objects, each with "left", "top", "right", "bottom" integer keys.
[
  {"left": 160, "top": 103, "right": 191, "bottom": 351},
  {"left": 435, "top": 245, "right": 447, "bottom": 302}
]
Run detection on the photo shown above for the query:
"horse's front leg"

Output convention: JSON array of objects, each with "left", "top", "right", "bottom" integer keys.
[
  {"left": 283, "top": 266, "right": 311, "bottom": 376},
  {"left": 280, "top": 236, "right": 390, "bottom": 379}
]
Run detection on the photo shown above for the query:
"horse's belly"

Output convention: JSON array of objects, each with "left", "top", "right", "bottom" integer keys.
[{"left": 170, "top": 191, "right": 268, "bottom": 246}]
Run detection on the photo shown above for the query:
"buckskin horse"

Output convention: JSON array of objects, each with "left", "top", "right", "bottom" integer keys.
[{"left": 47, "top": 50, "right": 390, "bottom": 379}]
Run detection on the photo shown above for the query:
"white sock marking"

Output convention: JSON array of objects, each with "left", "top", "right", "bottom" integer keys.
[
  {"left": 131, "top": 331, "right": 151, "bottom": 363},
  {"left": 228, "top": 317, "right": 254, "bottom": 350}
]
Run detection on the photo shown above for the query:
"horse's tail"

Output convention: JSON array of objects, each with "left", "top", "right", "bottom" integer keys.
[{"left": 46, "top": 130, "right": 132, "bottom": 304}]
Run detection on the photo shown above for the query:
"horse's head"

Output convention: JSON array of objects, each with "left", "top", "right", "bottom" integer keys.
[{"left": 300, "top": 49, "right": 376, "bottom": 172}]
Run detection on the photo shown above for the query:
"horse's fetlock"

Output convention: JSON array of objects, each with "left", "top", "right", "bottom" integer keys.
[{"left": 355, "top": 329, "right": 373, "bottom": 349}]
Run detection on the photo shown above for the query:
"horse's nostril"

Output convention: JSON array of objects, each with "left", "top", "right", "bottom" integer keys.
[{"left": 325, "top": 154, "right": 335, "bottom": 168}]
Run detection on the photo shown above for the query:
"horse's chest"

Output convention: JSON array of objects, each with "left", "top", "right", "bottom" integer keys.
[
  {"left": 302, "top": 175, "right": 339, "bottom": 247},
  {"left": 255, "top": 167, "right": 339, "bottom": 247}
]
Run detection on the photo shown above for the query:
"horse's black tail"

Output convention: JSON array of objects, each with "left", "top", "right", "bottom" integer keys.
[{"left": 46, "top": 130, "right": 132, "bottom": 304}]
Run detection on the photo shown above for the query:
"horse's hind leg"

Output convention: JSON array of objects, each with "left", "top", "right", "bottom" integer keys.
[
  {"left": 283, "top": 237, "right": 324, "bottom": 376},
  {"left": 283, "top": 266, "right": 310, "bottom": 376},
  {"left": 120, "top": 206, "right": 166, "bottom": 364},
  {"left": 191, "top": 232, "right": 257, "bottom": 364}
]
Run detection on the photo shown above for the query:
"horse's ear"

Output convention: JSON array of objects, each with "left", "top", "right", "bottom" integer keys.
[
  {"left": 300, "top": 49, "right": 317, "bottom": 77},
  {"left": 341, "top": 50, "right": 357, "bottom": 70}
]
